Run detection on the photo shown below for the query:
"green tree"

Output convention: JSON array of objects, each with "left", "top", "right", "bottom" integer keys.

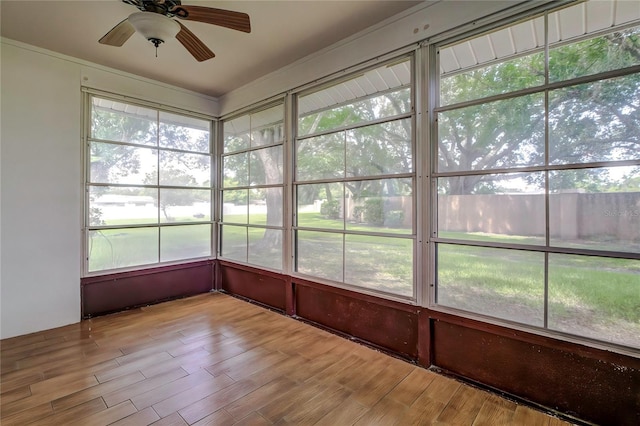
[
  {"left": 251, "top": 124, "right": 284, "bottom": 247},
  {"left": 144, "top": 168, "right": 207, "bottom": 221},
  {"left": 438, "top": 28, "right": 640, "bottom": 195},
  {"left": 90, "top": 105, "right": 154, "bottom": 225},
  {"left": 91, "top": 102, "right": 211, "bottom": 224},
  {"left": 222, "top": 118, "right": 284, "bottom": 248},
  {"left": 297, "top": 87, "right": 412, "bottom": 202}
]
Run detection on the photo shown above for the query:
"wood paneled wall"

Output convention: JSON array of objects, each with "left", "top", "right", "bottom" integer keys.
[{"left": 81, "top": 260, "right": 214, "bottom": 316}]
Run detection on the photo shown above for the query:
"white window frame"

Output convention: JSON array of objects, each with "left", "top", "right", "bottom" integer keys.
[
  {"left": 82, "top": 89, "right": 216, "bottom": 276},
  {"left": 428, "top": 4, "right": 640, "bottom": 353}
]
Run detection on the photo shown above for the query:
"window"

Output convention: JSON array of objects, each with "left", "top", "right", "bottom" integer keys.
[
  {"left": 220, "top": 102, "right": 285, "bottom": 270},
  {"left": 294, "top": 57, "right": 415, "bottom": 298},
  {"left": 86, "top": 96, "right": 212, "bottom": 273},
  {"left": 433, "top": 1, "right": 640, "bottom": 349}
]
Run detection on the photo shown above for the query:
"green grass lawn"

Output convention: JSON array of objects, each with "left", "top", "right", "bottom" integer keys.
[
  {"left": 437, "top": 245, "right": 638, "bottom": 320},
  {"left": 88, "top": 223, "right": 211, "bottom": 271}
]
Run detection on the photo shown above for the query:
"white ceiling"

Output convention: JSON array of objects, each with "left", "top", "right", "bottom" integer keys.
[{"left": 0, "top": 0, "right": 423, "bottom": 98}]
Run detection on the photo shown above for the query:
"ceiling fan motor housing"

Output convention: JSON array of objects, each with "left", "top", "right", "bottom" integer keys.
[
  {"left": 128, "top": 12, "right": 180, "bottom": 45},
  {"left": 123, "top": 0, "right": 185, "bottom": 17}
]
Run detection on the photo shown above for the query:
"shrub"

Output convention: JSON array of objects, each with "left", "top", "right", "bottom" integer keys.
[
  {"left": 363, "top": 198, "right": 384, "bottom": 225},
  {"left": 385, "top": 210, "right": 405, "bottom": 227},
  {"left": 353, "top": 205, "right": 366, "bottom": 222},
  {"left": 320, "top": 199, "right": 341, "bottom": 219}
]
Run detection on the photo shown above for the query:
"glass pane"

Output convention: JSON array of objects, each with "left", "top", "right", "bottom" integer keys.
[
  {"left": 437, "top": 93, "right": 544, "bottom": 172},
  {"left": 248, "top": 228, "right": 283, "bottom": 270},
  {"left": 220, "top": 225, "right": 247, "bottom": 262},
  {"left": 438, "top": 173, "right": 545, "bottom": 245},
  {"left": 550, "top": 25, "right": 640, "bottom": 83},
  {"left": 91, "top": 98, "right": 157, "bottom": 146},
  {"left": 550, "top": 166, "right": 640, "bottom": 253},
  {"left": 223, "top": 152, "right": 248, "bottom": 187},
  {"left": 160, "top": 151, "right": 211, "bottom": 187},
  {"left": 89, "top": 186, "right": 157, "bottom": 226},
  {"left": 440, "top": 55, "right": 544, "bottom": 106},
  {"left": 250, "top": 146, "right": 283, "bottom": 185},
  {"left": 159, "top": 189, "right": 210, "bottom": 223},
  {"left": 296, "top": 231, "right": 343, "bottom": 282},
  {"left": 297, "top": 183, "right": 343, "bottom": 229},
  {"left": 549, "top": 75, "right": 640, "bottom": 165},
  {"left": 89, "top": 142, "right": 157, "bottom": 185},
  {"left": 299, "top": 87, "right": 411, "bottom": 137},
  {"left": 439, "top": 16, "right": 545, "bottom": 106},
  {"left": 223, "top": 114, "right": 250, "bottom": 153},
  {"left": 346, "top": 178, "right": 413, "bottom": 234},
  {"left": 159, "top": 111, "right": 210, "bottom": 153},
  {"left": 296, "top": 133, "right": 344, "bottom": 181},
  {"left": 437, "top": 244, "right": 545, "bottom": 326},
  {"left": 344, "top": 235, "right": 413, "bottom": 297},
  {"left": 88, "top": 227, "right": 158, "bottom": 272},
  {"left": 249, "top": 187, "right": 282, "bottom": 227},
  {"left": 160, "top": 224, "right": 211, "bottom": 262},
  {"left": 298, "top": 59, "right": 411, "bottom": 137},
  {"left": 222, "top": 190, "right": 248, "bottom": 224},
  {"left": 549, "top": 254, "right": 640, "bottom": 349},
  {"left": 251, "top": 104, "right": 284, "bottom": 147},
  {"left": 346, "top": 119, "right": 412, "bottom": 177}
]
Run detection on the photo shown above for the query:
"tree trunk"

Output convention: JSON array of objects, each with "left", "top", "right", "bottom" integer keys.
[{"left": 253, "top": 131, "right": 283, "bottom": 249}]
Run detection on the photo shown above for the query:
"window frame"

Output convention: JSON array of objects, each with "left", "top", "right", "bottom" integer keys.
[
  {"left": 82, "top": 90, "right": 215, "bottom": 276},
  {"left": 428, "top": 5, "right": 640, "bottom": 351},
  {"left": 292, "top": 54, "right": 418, "bottom": 301},
  {"left": 218, "top": 97, "right": 287, "bottom": 272}
]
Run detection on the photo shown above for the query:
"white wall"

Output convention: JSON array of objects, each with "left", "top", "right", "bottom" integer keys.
[
  {"left": 0, "top": 41, "right": 218, "bottom": 339},
  {"left": 1, "top": 43, "right": 82, "bottom": 339}
]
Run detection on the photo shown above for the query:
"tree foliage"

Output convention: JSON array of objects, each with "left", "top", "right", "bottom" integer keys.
[
  {"left": 296, "top": 88, "right": 412, "bottom": 203},
  {"left": 90, "top": 102, "right": 210, "bottom": 224},
  {"left": 438, "top": 27, "right": 640, "bottom": 195}
]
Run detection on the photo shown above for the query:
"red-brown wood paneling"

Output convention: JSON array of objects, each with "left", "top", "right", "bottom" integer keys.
[
  {"left": 81, "top": 260, "right": 214, "bottom": 317},
  {"left": 294, "top": 279, "right": 419, "bottom": 359},
  {"left": 218, "top": 261, "right": 287, "bottom": 312},
  {"left": 417, "top": 309, "right": 432, "bottom": 366},
  {"left": 431, "top": 316, "right": 640, "bottom": 426}
]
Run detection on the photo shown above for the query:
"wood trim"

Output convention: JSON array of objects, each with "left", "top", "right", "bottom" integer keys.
[
  {"left": 293, "top": 281, "right": 419, "bottom": 359},
  {"left": 431, "top": 320, "right": 639, "bottom": 426},
  {"left": 218, "top": 262, "right": 287, "bottom": 312},
  {"left": 81, "top": 260, "right": 214, "bottom": 317},
  {"left": 417, "top": 309, "right": 432, "bottom": 367},
  {"left": 218, "top": 260, "right": 287, "bottom": 281},
  {"left": 285, "top": 278, "right": 295, "bottom": 316},
  {"left": 292, "top": 276, "right": 418, "bottom": 313},
  {"left": 82, "top": 260, "right": 213, "bottom": 284},
  {"left": 427, "top": 309, "right": 640, "bottom": 367}
]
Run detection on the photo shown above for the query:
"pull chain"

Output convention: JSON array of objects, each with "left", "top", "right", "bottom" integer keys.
[{"left": 149, "top": 38, "right": 163, "bottom": 58}]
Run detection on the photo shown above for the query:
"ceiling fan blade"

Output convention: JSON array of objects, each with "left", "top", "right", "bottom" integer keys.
[
  {"left": 176, "top": 22, "right": 215, "bottom": 62},
  {"left": 99, "top": 18, "right": 135, "bottom": 46},
  {"left": 174, "top": 5, "right": 251, "bottom": 33}
]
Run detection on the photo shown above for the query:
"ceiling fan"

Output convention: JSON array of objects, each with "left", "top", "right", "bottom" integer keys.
[{"left": 99, "top": 0, "right": 251, "bottom": 62}]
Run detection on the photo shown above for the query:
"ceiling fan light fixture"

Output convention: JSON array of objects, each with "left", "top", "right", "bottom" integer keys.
[{"left": 128, "top": 12, "right": 180, "bottom": 46}]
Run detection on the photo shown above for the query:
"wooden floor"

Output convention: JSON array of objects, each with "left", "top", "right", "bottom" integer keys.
[{"left": 1, "top": 293, "right": 572, "bottom": 426}]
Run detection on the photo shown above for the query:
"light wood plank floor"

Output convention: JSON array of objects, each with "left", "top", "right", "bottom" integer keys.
[{"left": 1, "top": 293, "right": 573, "bottom": 425}]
